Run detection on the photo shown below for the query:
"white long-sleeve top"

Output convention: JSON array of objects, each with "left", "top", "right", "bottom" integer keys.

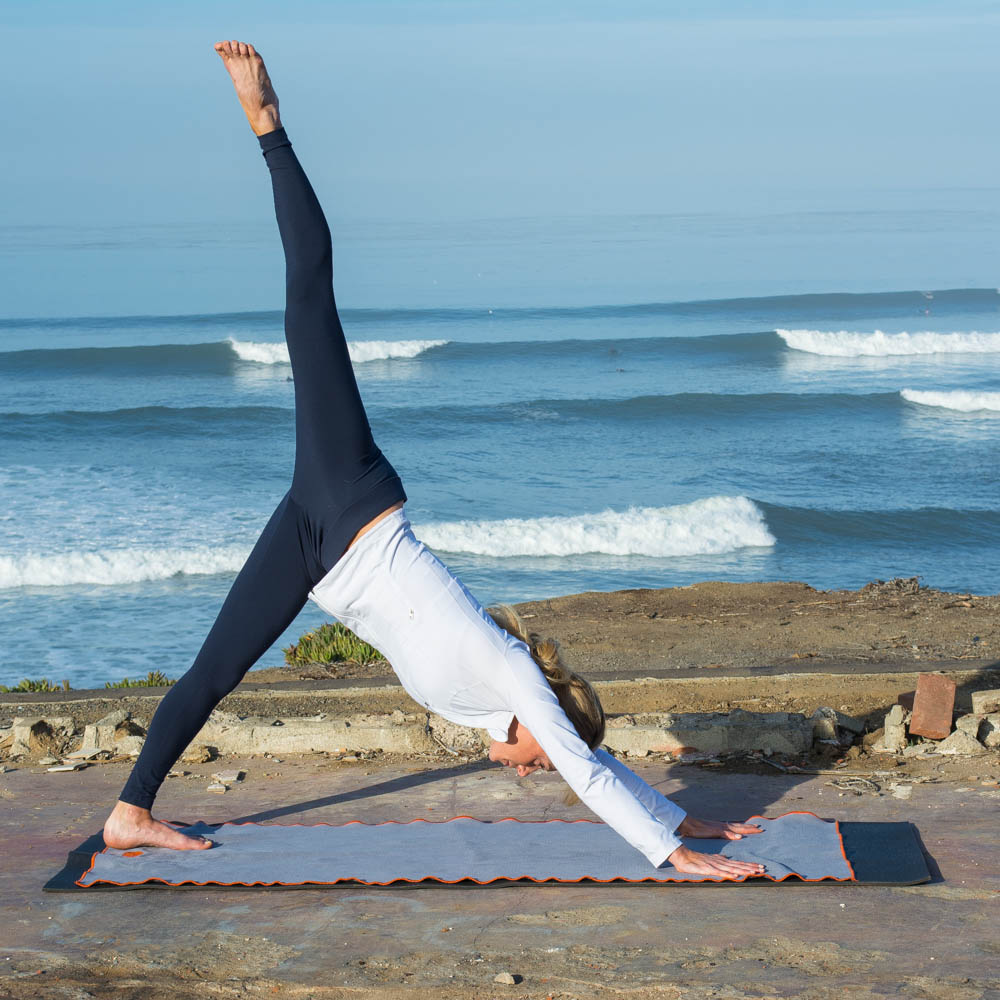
[{"left": 309, "top": 508, "right": 686, "bottom": 867}]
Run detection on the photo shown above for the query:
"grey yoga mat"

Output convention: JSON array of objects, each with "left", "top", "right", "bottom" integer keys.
[{"left": 71, "top": 812, "right": 857, "bottom": 889}]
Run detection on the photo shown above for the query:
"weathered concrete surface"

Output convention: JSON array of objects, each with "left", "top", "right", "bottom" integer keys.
[
  {"left": 602, "top": 710, "right": 813, "bottom": 757},
  {"left": 5, "top": 666, "right": 1000, "bottom": 746},
  {"left": 5, "top": 717, "right": 75, "bottom": 758},
  {"left": 1, "top": 755, "right": 998, "bottom": 999},
  {"left": 973, "top": 689, "right": 1000, "bottom": 715},
  {"left": 195, "top": 710, "right": 441, "bottom": 756},
  {"left": 2, "top": 707, "right": 818, "bottom": 764}
]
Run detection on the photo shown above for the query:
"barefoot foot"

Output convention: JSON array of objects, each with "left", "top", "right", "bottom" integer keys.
[
  {"left": 214, "top": 39, "right": 282, "bottom": 136},
  {"left": 676, "top": 816, "right": 764, "bottom": 840},
  {"left": 103, "top": 800, "right": 213, "bottom": 851}
]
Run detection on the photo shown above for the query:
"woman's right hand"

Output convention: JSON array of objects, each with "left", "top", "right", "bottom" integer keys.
[{"left": 666, "top": 845, "right": 765, "bottom": 879}]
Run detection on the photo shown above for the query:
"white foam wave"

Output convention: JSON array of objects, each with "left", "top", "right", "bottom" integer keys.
[
  {"left": 229, "top": 338, "right": 290, "bottom": 364},
  {"left": 348, "top": 339, "right": 448, "bottom": 363},
  {"left": 777, "top": 329, "right": 1000, "bottom": 357},
  {"left": 0, "top": 545, "right": 251, "bottom": 589},
  {"left": 228, "top": 337, "right": 447, "bottom": 365},
  {"left": 4, "top": 498, "right": 774, "bottom": 588},
  {"left": 417, "top": 496, "right": 775, "bottom": 558},
  {"left": 901, "top": 389, "right": 1000, "bottom": 413}
]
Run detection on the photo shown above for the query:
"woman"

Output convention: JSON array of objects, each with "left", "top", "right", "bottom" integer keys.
[{"left": 103, "top": 40, "right": 765, "bottom": 879}]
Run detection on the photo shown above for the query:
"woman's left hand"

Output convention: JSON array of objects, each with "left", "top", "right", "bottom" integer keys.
[{"left": 676, "top": 816, "right": 764, "bottom": 840}]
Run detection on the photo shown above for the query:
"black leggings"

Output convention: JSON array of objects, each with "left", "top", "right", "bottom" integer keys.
[{"left": 119, "top": 129, "right": 406, "bottom": 810}]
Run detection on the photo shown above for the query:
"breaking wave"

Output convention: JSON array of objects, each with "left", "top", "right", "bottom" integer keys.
[
  {"left": 227, "top": 337, "right": 447, "bottom": 364},
  {"left": 901, "top": 389, "right": 1000, "bottom": 413},
  {"left": 418, "top": 496, "right": 775, "bottom": 558},
  {"left": 777, "top": 329, "right": 1000, "bottom": 357},
  {"left": 0, "top": 498, "right": 774, "bottom": 588},
  {"left": 0, "top": 545, "right": 251, "bottom": 589}
]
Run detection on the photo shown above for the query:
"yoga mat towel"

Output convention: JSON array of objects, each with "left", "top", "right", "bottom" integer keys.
[{"left": 73, "top": 812, "right": 858, "bottom": 888}]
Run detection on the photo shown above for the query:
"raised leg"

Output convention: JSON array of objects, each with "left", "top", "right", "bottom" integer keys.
[
  {"left": 257, "top": 127, "right": 385, "bottom": 493},
  {"left": 216, "top": 39, "right": 384, "bottom": 486}
]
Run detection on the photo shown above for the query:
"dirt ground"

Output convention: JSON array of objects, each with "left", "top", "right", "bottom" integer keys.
[{"left": 250, "top": 577, "right": 1000, "bottom": 684}]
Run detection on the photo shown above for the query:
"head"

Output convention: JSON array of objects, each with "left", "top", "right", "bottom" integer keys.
[
  {"left": 488, "top": 716, "right": 553, "bottom": 776},
  {"left": 485, "top": 604, "right": 606, "bottom": 778}
]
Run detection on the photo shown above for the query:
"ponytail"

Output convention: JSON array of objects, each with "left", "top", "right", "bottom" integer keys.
[{"left": 486, "top": 604, "right": 606, "bottom": 752}]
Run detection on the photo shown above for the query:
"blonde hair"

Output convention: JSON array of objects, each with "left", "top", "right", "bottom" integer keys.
[{"left": 486, "top": 604, "right": 606, "bottom": 751}]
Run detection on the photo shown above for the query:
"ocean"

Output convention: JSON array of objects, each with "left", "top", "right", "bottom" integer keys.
[{"left": 2, "top": 210, "right": 999, "bottom": 689}]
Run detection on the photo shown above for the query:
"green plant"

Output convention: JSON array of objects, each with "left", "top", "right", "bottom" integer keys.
[
  {"left": 284, "top": 622, "right": 382, "bottom": 666},
  {"left": 104, "top": 671, "right": 176, "bottom": 689},
  {"left": 0, "top": 677, "right": 65, "bottom": 693}
]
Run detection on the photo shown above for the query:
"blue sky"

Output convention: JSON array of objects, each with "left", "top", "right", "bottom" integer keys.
[{"left": 3, "top": 1, "right": 998, "bottom": 225}]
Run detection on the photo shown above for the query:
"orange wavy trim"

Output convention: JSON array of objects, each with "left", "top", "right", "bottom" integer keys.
[
  {"left": 170, "top": 815, "right": 607, "bottom": 828},
  {"left": 75, "top": 810, "right": 857, "bottom": 887}
]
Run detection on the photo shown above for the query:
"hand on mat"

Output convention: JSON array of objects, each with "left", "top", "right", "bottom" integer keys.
[
  {"left": 676, "top": 816, "right": 764, "bottom": 840},
  {"left": 666, "top": 845, "right": 765, "bottom": 879}
]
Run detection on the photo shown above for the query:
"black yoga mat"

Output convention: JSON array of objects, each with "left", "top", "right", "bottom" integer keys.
[{"left": 45, "top": 813, "right": 931, "bottom": 891}]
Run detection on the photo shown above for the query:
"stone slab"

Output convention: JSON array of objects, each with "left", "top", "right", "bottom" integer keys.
[
  {"left": 971, "top": 688, "right": 1000, "bottom": 715},
  {"left": 935, "top": 730, "right": 986, "bottom": 756}
]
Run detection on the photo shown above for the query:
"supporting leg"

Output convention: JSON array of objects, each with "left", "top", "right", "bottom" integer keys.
[{"left": 105, "top": 496, "right": 314, "bottom": 850}]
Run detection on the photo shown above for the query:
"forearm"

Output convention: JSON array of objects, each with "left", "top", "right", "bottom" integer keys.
[
  {"left": 593, "top": 747, "right": 686, "bottom": 832},
  {"left": 559, "top": 752, "right": 684, "bottom": 866},
  {"left": 511, "top": 682, "right": 682, "bottom": 865}
]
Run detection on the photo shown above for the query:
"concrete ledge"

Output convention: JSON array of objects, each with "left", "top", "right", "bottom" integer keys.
[
  {"left": 2, "top": 707, "right": 816, "bottom": 762},
  {"left": 3, "top": 665, "right": 998, "bottom": 731},
  {"left": 176, "top": 708, "right": 814, "bottom": 759},
  {"left": 603, "top": 710, "right": 814, "bottom": 757},
  {"left": 195, "top": 711, "right": 439, "bottom": 756}
]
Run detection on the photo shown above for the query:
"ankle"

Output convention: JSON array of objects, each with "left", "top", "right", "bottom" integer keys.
[
  {"left": 252, "top": 108, "right": 282, "bottom": 136},
  {"left": 110, "top": 800, "right": 151, "bottom": 822}
]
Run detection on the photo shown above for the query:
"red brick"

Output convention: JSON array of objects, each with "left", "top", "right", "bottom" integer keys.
[
  {"left": 909, "top": 674, "right": 956, "bottom": 739},
  {"left": 897, "top": 691, "right": 915, "bottom": 711}
]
